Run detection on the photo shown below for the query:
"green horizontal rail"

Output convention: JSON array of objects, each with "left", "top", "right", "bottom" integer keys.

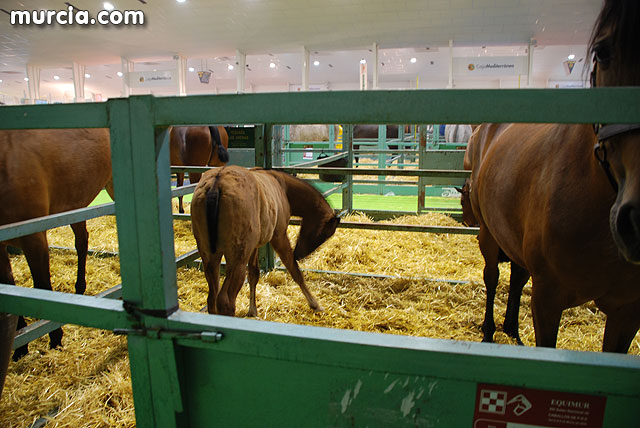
[
  {"left": 275, "top": 266, "right": 471, "bottom": 285},
  {"left": 0, "top": 203, "right": 115, "bottom": 242},
  {"left": 11, "top": 283, "right": 123, "bottom": 349},
  {"left": 0, "top": 102, "right": 109, "bottom": 130},
  {"left": 0, "top": 284, "right": 128, "bottom": 332},
  {"left": 275, "top": 166, "right": 471, "bottom": 178},
  {"left": 152, "top": 89, "right": 640, "bottom": 126},
  {"left": 289, "top": 218, "right": 478, "bottom": 235}
]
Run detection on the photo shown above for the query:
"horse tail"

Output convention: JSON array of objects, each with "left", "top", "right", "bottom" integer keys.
[
  {"left": 205, "top": 176, "right": 221, "bottom": 253},
  {"left": 208, "top": 126, "right": 230, "bottom": 164}
]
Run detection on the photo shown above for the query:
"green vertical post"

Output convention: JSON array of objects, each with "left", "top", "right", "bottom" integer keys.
[
  {"left": 254, "top": 124, "right": 265, "bottom": 168},
  {"left": 342, "top": 124, "right": 353, "bottom": 213},
  {"left": 273, "top": 125, "right": 283, "bottom": 167},
  {"left": 377, "top": 124, "right": 386, "bottom": 195},
  {"left": 418, "top": 124, "right": 428, "bottom": 215},
  {"left": 255, "top": 124, "right": 275, "bottom": 271},
  {"left": 107, "top": 96, "right": 181, "bottom": 428}
]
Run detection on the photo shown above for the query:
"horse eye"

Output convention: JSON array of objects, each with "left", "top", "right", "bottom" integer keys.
[{"left": 593, "top": 42, "right": 612, "bottom": 68}]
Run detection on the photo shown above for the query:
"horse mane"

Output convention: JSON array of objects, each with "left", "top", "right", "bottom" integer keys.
[
  {"left": 588, "top": 0, "right": 640, "bottom": 83},
  {"left": 267, "top": 169, "right": 331, "bottom": 215}
]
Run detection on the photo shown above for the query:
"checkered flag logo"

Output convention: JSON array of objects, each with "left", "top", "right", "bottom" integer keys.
[{"left": 479, "top": 389, "right": 507, "bottom": 415}]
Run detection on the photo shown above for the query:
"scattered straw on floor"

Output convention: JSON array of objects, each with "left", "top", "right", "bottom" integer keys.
[{"left": 2, "top": 205, "right": 638, "bottom": 427}]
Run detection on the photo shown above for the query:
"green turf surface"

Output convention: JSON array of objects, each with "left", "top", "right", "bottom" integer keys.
[
  {"left": 325, "top": 193, "right": 460, "bottom": 212},
  {"left": 90, "top": 190, "right": 113, "bottom": 206},
  {"left": 90, "top": 189, "right": 460, "bottom": 212}
]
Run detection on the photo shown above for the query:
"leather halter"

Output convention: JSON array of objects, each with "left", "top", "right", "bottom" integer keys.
[{"left": 590, "top": 63, "right": 640, "bottom": 192}]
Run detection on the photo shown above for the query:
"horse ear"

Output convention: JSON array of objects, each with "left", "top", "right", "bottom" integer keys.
[
  {"left": 454, "top": 187, "right": 463, "bottom": 193},
  {"left": 327, "top": 216, "right": 340, "bottom": 236}
]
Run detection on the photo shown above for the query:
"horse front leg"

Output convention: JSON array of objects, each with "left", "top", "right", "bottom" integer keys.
[
  {"left": 176, "top": 172, "right": 185, "bottom": 214},
  {"left": 70, "top": 221, "right": 88, "bottom": 295},
  {"left": 601, "top": 301, "right": 640, "bottom": 353},
  {"left": 271, "top": 234, "right": 323, "bottom": 312},
  {"left": 247, "top": 249, "right": 260, "bottom": 317},
  {"left": 19, "top": 232, "right": 63, "bottom": 354},
  {"left": 0, "top": 244, "right": 19, "bottom": 387},
  {"left": 531, "top": 277, "right": 564, "bottom": 349},
  {"left": 503, "top": 262, "right": 529, "bottom": 346}
]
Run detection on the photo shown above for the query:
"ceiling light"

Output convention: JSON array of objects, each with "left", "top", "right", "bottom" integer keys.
[
  {"left": 176, "top": 0, "right": 186, "bottom": 3},
  {"left": 53, "top": 75, "right": 60, "bottom": 80},
  {"left": 360, "top": 59, "right": 366, "bottom": 64},
  {"left": 568, "top": 54, "right": 575, "bottom": 60},
  {"left": 85, "top": 73, "right": 91, "bottom": 78},
  {"left": 24, "top": 77, "right": 29, "bottom": 81},
  {"left": 313, "top": 60, "right": 320, "bottom": 66},
  {"left": 103, "top": 2, "right": 115, "bottom": 10},
  {"left": 228, "top": 64, "right": 234, "bottom": 70},
  {"left": 117, "top": 71, "right": 123, "bottom": 77},
  {"left": 269, "top": 62, "right": 276, "bottom": 69},
  {"left": 0, "top": 80, "right": 3, "bottom": 83},
  {"left": 410, "top": 57, "right": 417, "bottom": 63},
  {"left": 188, "top": 67, "right": 195, "bottom": 72}
]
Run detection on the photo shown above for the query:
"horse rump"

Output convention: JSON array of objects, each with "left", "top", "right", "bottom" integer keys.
[{"left": 317, "top": 152, "right": 347, "bottom": 182}]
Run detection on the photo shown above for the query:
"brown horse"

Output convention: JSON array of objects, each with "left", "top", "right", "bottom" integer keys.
[
  {"left": 170, "top": 126, "right": 229, "bottom": 213},
  {"left": 190, "top": 166, "right": 340, "bottom": 317},
  {"left": 468, "top": 0, "right": 640, "bottom": 353},
  {"left": 0, "top": 128, "right": 114, "bottom": 361},
  {"left": 461, "top": 135, "right": 530, "bottom": 346},
  {"left": 353, "top": 125, "right": 408, "bottom": 165}
]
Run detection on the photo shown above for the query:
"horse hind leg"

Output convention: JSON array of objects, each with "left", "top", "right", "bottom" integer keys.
[
  {"left": 247, "top": 249, "right": 260, "bottom": 317},
  {"left": 70, "top": 221, "right": 88, "bottom": 295},
  {"left": 216, "top": 261, "right": 247, "bottom": 316},
  {"left": 478, "top": 228, "right": 500, "bottom": 343},
  {"left": 202, "top": 253, "right": 222, "bottom": 315},
  {"left": 502, "top": 262, "right": 529, "bottom": 345},
  {"left": 271, "top": 233, "right": 323, "bottom": 312}
]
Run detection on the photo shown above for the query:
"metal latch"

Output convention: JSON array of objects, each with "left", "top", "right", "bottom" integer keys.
[{"left": 114, "top": 327, "right": 223, "bottom": 343}]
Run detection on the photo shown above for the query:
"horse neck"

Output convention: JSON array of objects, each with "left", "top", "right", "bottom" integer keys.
[{"left": 277, "top": 172, "right": 332, "bottom": 219}]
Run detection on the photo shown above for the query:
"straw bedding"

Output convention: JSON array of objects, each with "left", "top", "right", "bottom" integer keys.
[{"left": 2, "top": 205, "right": 638, "bottom": 427}]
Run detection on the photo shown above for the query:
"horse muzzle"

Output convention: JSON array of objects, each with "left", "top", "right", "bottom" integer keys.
[{"left": 611, "top": 201, "right": 640, "bottom": 264}]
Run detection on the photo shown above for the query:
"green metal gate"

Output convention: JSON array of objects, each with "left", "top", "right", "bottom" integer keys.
[{"left": 1, "top": 89, "right": 640, "bottom": 427}]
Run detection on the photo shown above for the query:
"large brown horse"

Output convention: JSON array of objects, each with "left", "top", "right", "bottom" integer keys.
[
  {"left": 462, "top": 134, "right": 530, "bottom": 346},
  {"left": 0, "top": 129, "right": 114, "bottom": 362},
  {"left": 468, "top": 0, "right": 640, "bottom": 353},
  {"left": 170, "top": 126, "right": 229, "bottom": 214},
  {"left": 190, "top": 166, "right": 340, "bottom": 317}
]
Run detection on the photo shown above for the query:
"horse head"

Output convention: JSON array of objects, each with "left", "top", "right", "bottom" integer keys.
[
  {"left": 589, "top": 0, "right": 640, "bottom": 263},
  {"left": 456, "top": 178, "right": 477, "bottom": 228},
  {"left": 293, "top": 215, "right": 340, "bottom": 261}
]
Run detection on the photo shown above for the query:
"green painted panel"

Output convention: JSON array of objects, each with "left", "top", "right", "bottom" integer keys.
[{"left": 164, "top": 311, "right": 640, "bottom": 427}]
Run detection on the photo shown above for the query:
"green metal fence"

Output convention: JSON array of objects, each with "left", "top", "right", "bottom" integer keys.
[{"left": 1, "top": 89, "right": 640, "bottom": 427}]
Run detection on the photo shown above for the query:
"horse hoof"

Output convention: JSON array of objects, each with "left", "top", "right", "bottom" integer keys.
[
  {"left": 12, "top": 346, "right": 28, "bottom": 361},
  {"left": 312, "top": 305, "right": 324, "bottom": 313}
]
